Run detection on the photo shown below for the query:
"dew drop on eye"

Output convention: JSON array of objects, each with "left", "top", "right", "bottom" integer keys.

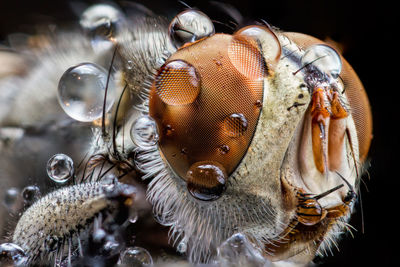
[
  {"left": 46, "top": 154, "right": 74, "bottom": 183},
  {"left": 186, "top": 161, "right": 227, "bottom": 201},
  {"left": 223, "top": 113, "right": 248, "bottom": 137},
  {"left": 118, "top": 246, "right": 153, "bottom": 266},
  {"left": 130, "top": 115, "right": 159, "bottom": 148},
  {"left": 57, "top": 63, "right": 115, "bottom": 122},
  {"left": 155, "top": 60, "right": 201, "bottom": 106},
  {"left": 301, "top": 44, "right": 342, "bottom": 78}
]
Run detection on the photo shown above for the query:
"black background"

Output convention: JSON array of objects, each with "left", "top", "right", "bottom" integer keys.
[{"left": 0, "top": 0, "right": 397, "bottom": 266}]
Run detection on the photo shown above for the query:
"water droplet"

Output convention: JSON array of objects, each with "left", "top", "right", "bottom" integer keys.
[
  {"left": 130, "top": 116, "right": 159, "bottom": 148},
  {"left": 155, "top": 60, "right": 201, "bottom": 105},
  {"left": 180, "top": 147, "right": 188, "bottom": 155},
  {"left": 0, "top": 243, "right": 27, "bottom": 266},
  {"left": 21, "top": 185, "right": 40, "bottom": 206},
  {"left": 217, "top": 233, "right": 268, "bottom": 266},
  {"left": 80, "top": 4, "right": 124, "bottom": 40},
  {"left": 177, "top": 241, "right": 187, "bottom": 253},
  {"left": 128, "top": 208, "right": 139, "bottom": 224},
  {"left": 46, "top": 154, "right": 74, "bottom": 183},
  {"left": 57, "top": 63, "right": 115, "bottom": 122},
  {"left": 119, "top": 246, "right": 153, "bottom": 266},
  {"left": 153, "top": 211, "right": 175, "bottom": 226},
  {"left": 301, "top": 44, "right": 342, "bottom": 78},
  {"left": 186, "top": 161, "right": 227, "bottom": 201},
  {"left": 218, "top": 144, "right": 230, "bottom": 155},
  {"left": 163, "top": 124, "right": 174, "bottom": 137},
  {"left": 169, "top": 9, "right": 214, "bottom": 48},
  {"left": 223, "top": 113, "right": 248, "bottom": 137},
  {"left": 235, "top": 25, "right": 281, "bottom": 66},
  {"left": 3, "top": 188, "right": 20, "bottom": 212},
  {"left": 255, "top": 100, "right": 263, "bottom": 108}
]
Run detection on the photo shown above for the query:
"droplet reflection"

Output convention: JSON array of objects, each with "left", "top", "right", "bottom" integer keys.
[
  {"left": 57, "top": 63, "right": 115, "bottom": 122},
  {"left": 46, "top": 154, "right": 74, "bottom": 183},
  {"left": 301, "top": 44, "right": 342, "bottom": 78},
  {"left": 118, "top": 246, "right": 153, "bottom": 266},
  {"left": 130, "top": 115, "right": 159, "bottom": 148}
]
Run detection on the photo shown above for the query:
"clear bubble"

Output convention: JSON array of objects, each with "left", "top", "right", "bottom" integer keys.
[
  {"left": 217, "top": 233, "right": 270, "bottom": 267},
  {"left": 301, "top": 44, "right": 342, "bottom": 78},
  {"left": 177, "top": 241, "right": 187, "bottom": 253},
  {"left": 21, "top": 185, "right": 40, "bottom": 206},
  {"left": 80, "top": 4, "right": 125, "bottom": 40},
  {"left": 46, "top": 154, "right": 74, "bottom": 183},
  {"left": 57, "top": 63, "right": 115, "bottom": 122},
  {"left": 169, "top": 9, "right": 214, "bottom": 48},
  {"left": 118, "top": 246, "right": 153, "bottom": 267},
  {"left": 130, "top": 116, "right": 159, "bottom": 148},
  {"left": 0, "top": 242, "right": 27, "bottom": 266}
]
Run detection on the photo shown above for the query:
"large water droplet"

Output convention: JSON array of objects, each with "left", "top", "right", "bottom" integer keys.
[
  {"left": 169, "top": 9, "right": 214, "bottom": 48},
  {"left": 235, "top": 25, "right": 281, "bottom": 67},
  {"left": 0, "top": 243, "right": 27, "bottom": 266},
  {"left": 223, "top": 113, "right": 248, "bottom": 137},
  {"left": 130, "top": 116, "right": 159, "bottom": 148},
  {"left": 155, "top": 60, "right": 201, "bottom": 106},
  {"left": 301, "top": 44, "right": 342, "bottom": 78},
  {"left": 46, "top": 154, "right": 74, "bottom": 183},
  {"left": 186, "top": 161, "right": 227, "bottom": 201},
  {"left": 57, "top": 63, "right": 115, "bottom": 122},
  {"left": 118, "top": 246, "right": 153, "bottom": 266}
]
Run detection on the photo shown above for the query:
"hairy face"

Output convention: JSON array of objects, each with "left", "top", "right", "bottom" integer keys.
[{"left": 130, "top": 10, "right": 372, "bottom": 264}]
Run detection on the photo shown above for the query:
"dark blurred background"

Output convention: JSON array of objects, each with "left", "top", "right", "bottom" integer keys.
[{"left": 0, "top": 0, "right": 396, "bottom": 266}]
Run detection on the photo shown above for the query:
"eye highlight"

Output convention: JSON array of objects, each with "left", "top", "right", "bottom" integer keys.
[{"left": 149, "top": 33, "right": 266, "bottom": 200}]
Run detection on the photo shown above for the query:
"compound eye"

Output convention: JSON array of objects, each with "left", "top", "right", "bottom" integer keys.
[
  {"left": 169, "top": 9, "right": 215, "bottom": 48},
  {"left": 301, "top": 44, "right": 342, "bottom": 78},
  {"left": 235, "top": 25, "right": 281, "bottom": 70},
  {"left": 149, "top": 34, "right": 264, "bottom": 201}
]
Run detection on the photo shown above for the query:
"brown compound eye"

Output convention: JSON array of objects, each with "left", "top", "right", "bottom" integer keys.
[{"left": 149, "top": 31, "right": 273, "bottom": 201}]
